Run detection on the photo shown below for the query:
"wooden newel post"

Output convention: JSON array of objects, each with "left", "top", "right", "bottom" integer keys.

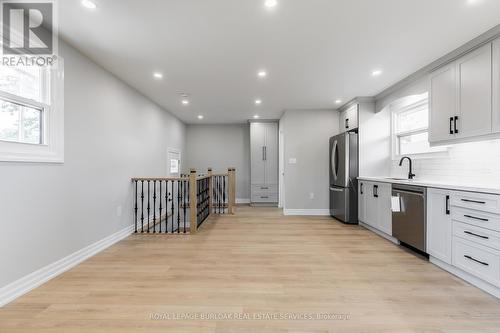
[
  {"left": 207, "top": 168, "right": 213, "bottom": 217},
  {"left": 228, "top": 168, "right": 236, "bottom": 214},
  {"left": 189, "top": 169, "right": 197, "bottom": 234}
]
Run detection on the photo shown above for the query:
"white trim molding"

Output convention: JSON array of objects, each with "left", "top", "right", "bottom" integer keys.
[
  {"left": 236, "top": 198, "right": 250, "bottom": 204},
  {"left": 283, "top": 209, "right": 330, "bottom": 216},
  {"left": 0, "top": 224, "right": 134, "bottom": 307}
]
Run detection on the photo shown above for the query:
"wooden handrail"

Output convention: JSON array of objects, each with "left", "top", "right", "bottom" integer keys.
[{"left": 131, "top": 177, "right": 186, "bottom": 181}]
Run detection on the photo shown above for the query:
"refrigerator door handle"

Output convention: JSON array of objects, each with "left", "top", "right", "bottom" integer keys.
[
  {"left": 329, "top": 187, "right": 344, "bottom": 192},
  {"left": 331, "top": 140, "right": 339, "bottom": 180}
]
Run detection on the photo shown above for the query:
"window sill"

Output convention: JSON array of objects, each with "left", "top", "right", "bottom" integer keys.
[{"left": 392, "top": 148, "right": 449, "bottom": 161}]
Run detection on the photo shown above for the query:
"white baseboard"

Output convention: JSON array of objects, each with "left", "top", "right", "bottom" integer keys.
[
  {"left": 283, "top": 209, "right": 330, "bottom": 216},
  {"left": 430, "top": 256, "right": 500, "bottom": 299},
  {"left": 0, "top": 224, "right": 134, "bottom": 307},
  {"left": 359, "top": 222, "right": 399, "bottom": 244},
  {"left": 236, "top": 198, "right": 250, "bottom": 204}
]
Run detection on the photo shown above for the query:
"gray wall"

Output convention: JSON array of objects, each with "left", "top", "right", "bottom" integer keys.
[
  {"left": 280, "top": 110, "right": 340, "bottom": 211},
  {"left": 0, "top": 40, "right": 186, "bottom": 288},
  {"left": 185, "top": 124, "right": 250, "bottom": 200}
]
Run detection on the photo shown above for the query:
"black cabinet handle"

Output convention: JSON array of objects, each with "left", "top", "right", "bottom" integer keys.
[
  {"left": 449, "top": 117, "right": 454, "bottom": 135},
  {"left": 373, "top": 185, "right": 379, "bottom": 198},
  {"left": 360, "top": 183, "right": 364, "bottom": 195},
  {"left": 345, "top": 118, "right": 349, "bottom": 129},
  {"left": 461, "top": 199, "right": 486, "bottom": 204},
  {"left": 464, "top": 214, "right": 489, "bottom": 222},
  {"left": 464, "top": 231, "right": 489, "bottom": 240},
  {"left": 464, "top": 255, "right": 489, "bottom": 266},
  {"left": 445, "top": 195, "right": 450, "bottom": 215},
  {"left": 454, "top": 116, "right": 459, "bottom": 134}
]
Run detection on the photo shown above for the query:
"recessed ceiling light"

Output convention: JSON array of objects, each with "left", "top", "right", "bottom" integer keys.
[
  {"left": 253, "top": 115, "right": 260, "bottom": 119},
  {"left": 258, "top": 70, "right": 267, "bottom": 78},
  {"left": 372, "top": 69, "right": 383, "bottom": 77},
  {"left": 335, "top": 99, "right": 342, "bottom": 104},
  {"left": 182, "top": 99, "right": 189, "bottom": 105},
  {"left": 197, "top": 115, "right": 204, "bottom": 120},
  {"left": 466, "top": 0, "right": 483, "bottom": 5},
  {"left": 255, "top": 99, "right": 262, "bottom": 105},
  {"left": 153, "top": 72, "right": 163, "bottom": 79},
  {"left": 81, "top": 0, "right": 97, "bottom": 9},
  {"left": 265, "top": 0, "right": 278, "bottom": 8}
]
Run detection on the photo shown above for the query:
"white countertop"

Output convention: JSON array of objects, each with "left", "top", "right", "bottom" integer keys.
[{"left": 357, "top": 176, "right": 500, "bottom": 195}]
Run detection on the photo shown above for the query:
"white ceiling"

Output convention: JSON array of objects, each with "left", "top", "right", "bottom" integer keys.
[{"left": 59, "top": 0, "right": 500, "bottom": 124}]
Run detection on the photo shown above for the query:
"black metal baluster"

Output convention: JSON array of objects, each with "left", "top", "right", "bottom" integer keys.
[
  {"left": 171, "top": 180, "right": 174, "bottom": 234},
  {"left": 218, "top": 176, "right": 221, "bottom": 214},
  {"left": 176, "top": 180, "right": 181, "bottom": 233},
  {"left": 141, "top": 180, "right": 145, "bottom": 233},
  {"left": 183, "top": 179, "right": 187, "bottom": 233},
  {"left": 134, "top": 180, "right": 138, "bottom": 233},
  {"left": 147, "top": 180, "right": 150, "bottom": 233},
  {"left": 223, "top": 176, "right": 226, "bottom": 214},
  {"left": 153, "top": 180, "right": 156, "bottom": 233},
  {"left": 165, "top": 180, "right": 168, "bottom": 234},
  {"left": 159, "top": 180, "right": 162, "bottom": 234}
]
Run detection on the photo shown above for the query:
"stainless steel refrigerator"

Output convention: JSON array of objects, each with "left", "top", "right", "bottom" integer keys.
[{"left": 329, "top": 132, "right": 358, "bottom": 224}]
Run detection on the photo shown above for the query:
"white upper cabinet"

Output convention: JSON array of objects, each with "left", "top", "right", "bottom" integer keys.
[
  {"left": 429, "top": 63, "right": 457, "bottom": 143},
  {"left": 339, "top": 104, "right": 359, "bottom": 132},
  {"left": 429, "top": 43, "right": 493, "bottom": 144},
  {"left": 427, "top": 188, "right": 452, "bottom": 264},
  {"left": 456, "top": 44, "right": 492, "bottom": 139},
  {"left": 493, "top": 38, "right": 500, "bottom": 133}
]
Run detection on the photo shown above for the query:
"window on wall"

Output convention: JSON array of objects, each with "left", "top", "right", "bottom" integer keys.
[
  {"left": 0, "top": 63, "right": 64, "bottom": 163},
  {"left": 392, "top": 93, "right": 446, "bottom": 157},
  {"left": 0, "top": 66, "right": 49, "bottom": 145}
]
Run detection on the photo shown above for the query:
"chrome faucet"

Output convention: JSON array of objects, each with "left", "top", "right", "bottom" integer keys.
[{"left": 399, "top": 156, "right": 416, "bottom": 180}]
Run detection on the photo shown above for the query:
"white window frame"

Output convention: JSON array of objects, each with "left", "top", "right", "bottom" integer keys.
[
  {"left": 390, "top": 94, "right": 448, "bottom": 160},
  {"left": 167, "top": 148, "right": 181, "bottom": 177},
  {"left": 0, "top": 59, "right": 64, "bottom": 163}
]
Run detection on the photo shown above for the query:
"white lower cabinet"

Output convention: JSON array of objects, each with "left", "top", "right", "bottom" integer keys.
[
  {"left": 427, "top": 189, "right": 452, "bottom": 264},
  {"left": 358, "top": 181, "right": 368, "bottom": 223},
  {"left": 359, "top": 181, "right": 392, "bottom": 236},
  {"left": 427, "top": 188, "right": 500, "bottom": 297},
  {"left": 453, "top": 237, "right": 500, "bottom": 288}
]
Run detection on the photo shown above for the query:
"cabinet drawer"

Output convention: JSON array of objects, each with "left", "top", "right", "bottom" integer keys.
[
  {"left": 451, "top": 206, "right": 500, "bottom": 232},
  {"left": 251, "top": 184, "right": 278, "bottom": 193},
  {"left": 451, "top": 191, "right": 500, "bottom": 215},
  {"left": 454, "top": 221, "right": 500, "bottom": 251},
  {"left": 251, "top": 193, "right": 278, "bottom": 203},
  {"left": 453, "top": 237, "right": 500, "bottom": 288}
]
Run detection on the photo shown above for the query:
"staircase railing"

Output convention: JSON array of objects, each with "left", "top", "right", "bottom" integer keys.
[{"left": 132, "top": 168, "right": 235, "bottom": 234}]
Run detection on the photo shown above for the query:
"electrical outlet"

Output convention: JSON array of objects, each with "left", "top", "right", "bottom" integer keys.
[
  {"left": 116, "top": 205, "right": 122, "bottom": 217},
  {"left": 309, "top": 193, "right": 314, "bottom": 200}
]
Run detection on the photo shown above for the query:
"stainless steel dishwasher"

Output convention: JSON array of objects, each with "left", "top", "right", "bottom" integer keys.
[{"left": 392, "top": 184, "right": 427, "bottom": 253}]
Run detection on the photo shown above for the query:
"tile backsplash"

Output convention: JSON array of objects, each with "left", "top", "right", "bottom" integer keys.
[{"left": 390, "top": 138, "right": 500, "bottom": 187}]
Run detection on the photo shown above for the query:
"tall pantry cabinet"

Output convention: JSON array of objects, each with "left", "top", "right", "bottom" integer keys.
[{"left": 250, "top": 122, "right": 279, "bottom": 204}]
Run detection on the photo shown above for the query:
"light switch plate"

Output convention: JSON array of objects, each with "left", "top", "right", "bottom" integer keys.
[{"left": 288, "top": 158, "right": 297, "bottom": 164}]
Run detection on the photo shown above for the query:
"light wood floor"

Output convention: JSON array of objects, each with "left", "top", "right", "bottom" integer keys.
[{"left": 1, "top": 206, "right": 500, "bottom": 332}]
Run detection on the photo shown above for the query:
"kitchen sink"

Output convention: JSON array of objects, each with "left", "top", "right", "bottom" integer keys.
[{"left": 385, "top": 177, "right": 410, "bottom": 181}]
